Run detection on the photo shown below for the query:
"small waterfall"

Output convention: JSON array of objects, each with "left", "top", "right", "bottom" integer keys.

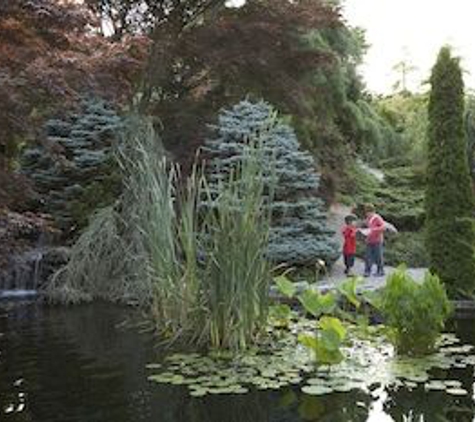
[
  {"left": 0, "top": 210, "right": 69, "bottom": 298},
  {"left": 1, "top": 247, "right": 69, "bottom": 299},
  {"left": 0, "top": 249, "right": 44, "bottom": 298}
]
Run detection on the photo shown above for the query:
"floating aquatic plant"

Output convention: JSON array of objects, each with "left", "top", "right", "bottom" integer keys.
[{"left": 147, "top": 318, "right": 475, "bottom": 398}]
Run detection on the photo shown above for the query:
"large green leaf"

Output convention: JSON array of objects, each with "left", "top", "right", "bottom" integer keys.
[
  {"left": 314, "top": 343, "right": 345, "bottom": 365},
  {"left": 298, "top": 333, "right": 318, "bottom": 351},
  {"left": 274, "top": 275, "right": 297, "bottom": 298},
  {"left": 298, "top": 290, "right": 336, "bottom": 317},
  {"left": 318, "top": 316, "right": 346, "bottom": 341},
  {"left": 269, "top": 304, "right": 292, "bottom": 324},
  {"left": 337, "top": 277, "right": 361, "bottom": 308}
]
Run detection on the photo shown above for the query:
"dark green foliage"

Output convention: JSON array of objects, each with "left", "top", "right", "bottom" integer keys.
[
  {"left": 375, "top": 93, "right": 429, "bottom": 166},
  {"left": 337, "top": 161, "right": 380, "bottom": 206},
  {"left": 348, "top": 163, "right": 428, "bottom": 267},
  {"left": 377, "top": 166, "right": 426, "bottom": 232},
  {"left": 378, "top": 268, "right": 452, "bottom": 355},
  {"left": 383, "top": 232, "right": 430, "bottom": 268},
  {"left": 203, "top": 100, "right": 339, "bottom": 267},
  {"left": 348, "top": 164, "right": 425, "bottom": 232},
  {"left": 21, "top": 99, "right": 122, "bottom": 234},
  {"left": 138, "top": 0, "right": 397, "bottom": 198},
  {"left": 465, "top": 95, "right": 475, "bottom": 178},
  {"left": 425, "top": 47, "right": 475, "bottom": 298}
]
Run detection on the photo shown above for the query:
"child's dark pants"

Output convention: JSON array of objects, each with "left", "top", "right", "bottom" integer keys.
[{"left": 344, "top": 254, "right": 355, "bottom": 274}]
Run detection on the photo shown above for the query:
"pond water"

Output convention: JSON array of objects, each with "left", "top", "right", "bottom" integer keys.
[{"left": 0, "top": 300, "right": 474, "bottom": 422}]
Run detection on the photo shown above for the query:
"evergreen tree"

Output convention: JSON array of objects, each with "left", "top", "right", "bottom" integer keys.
[
  {"left": 425, "top": 47, "right": 475, "bottom": 298},
  {"left": 203, "top": 100, "right": 339, "bottom": 267},
  {"left": 21, "top": 99, "right": 122, "bottom": 234}
]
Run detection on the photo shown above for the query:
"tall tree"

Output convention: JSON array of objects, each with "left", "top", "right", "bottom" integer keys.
[
  {"left": 85, "top": 0, "right": 224, "bottom": 39},
  {"left": 139, "top": 0, "right": 342, "bottom": 165},
  {"left": 425, "top": 46, "right": 475, "bottom": 298}
]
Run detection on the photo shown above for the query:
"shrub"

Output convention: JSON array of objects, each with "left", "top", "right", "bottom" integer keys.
[
  {"left": 21, "top": 99, "right": 122, "bottom": 234},
  {"left": 203, "top": 100, "right": 339, "bottom": 267},
  {"left": 378, "top": 268, "right": 452, "bottom": 355},
  {"left": 426, "top": 47, "right": 475, "bottom": 298},
  {"left": 383, "top": 231, "right": 429, "bottom": 268}
]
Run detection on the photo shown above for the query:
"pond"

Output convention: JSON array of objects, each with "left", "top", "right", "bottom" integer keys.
[{"left": 0, "top": 300, "right": 474, "bottom": 422}]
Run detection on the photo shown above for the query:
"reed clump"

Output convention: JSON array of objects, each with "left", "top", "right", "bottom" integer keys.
[{"left": 47, "top": 116, "right": 275, "bottom": 350}]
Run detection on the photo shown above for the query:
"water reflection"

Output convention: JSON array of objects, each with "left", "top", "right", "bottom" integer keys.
[{"left": 0, "top": 300, "right": 474, "bottom": 422}]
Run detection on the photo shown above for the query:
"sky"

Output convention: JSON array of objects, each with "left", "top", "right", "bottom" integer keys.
[{"left": 343, "top": 0, "right": 475, "bottom": 94}]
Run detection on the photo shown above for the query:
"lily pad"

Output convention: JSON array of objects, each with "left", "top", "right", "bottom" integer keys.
[
  {"left": 446, "top": 387, "right": 468, "bottom": 396},
  {"left": 146, "top": 363, "right": 162, "bottom": 370},
  {"left": 301, "top": 385, "right": 333, "bottom": 396},
  {"left": 424, "top": 380, "right": 446, "bottom": 391}
]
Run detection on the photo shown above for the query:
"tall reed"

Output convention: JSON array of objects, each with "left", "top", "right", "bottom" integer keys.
[
  {"left": 201, "top": 142, "right": 274, "bottom": 349},
  {"left": 48, "top": 115, "right": 275, "bottom": 351}
]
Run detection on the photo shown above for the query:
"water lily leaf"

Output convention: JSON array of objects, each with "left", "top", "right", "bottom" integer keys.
[
  {"left": 189, "top": 387, "right": 208, "bottom": 397},
  {"left": 403, "top": 373, "right": 429, "bottom": 383},
  {"left": 148, "top": 373, "right": 175, "bottom": 383},
  {"left": 170, "top": 375, "right": 186, "bottom": 385},
  {"left": 146, "top": 363, "right": 162, "bottom": 369},
  {"left": 306, "top": 377, "right": 326, "bottom": 385},
  {"left": 424, "top": 380, "right": 446, "bottom": 391},
  {"left": 446, "top": 387, "right": 468, "bottom": 396},
  {"left": 403, "top": 381, "right": 418, "bottom": 388},
  {"left": 443, "top": 380, "right": 462, "bottom": 387},
  {"left": 334, "top": 383, "right": 356, "bottom": 392},
  {"left": 301, "top": 385, "right": 333, "bottom": 396},
  {"left": 274, "top": 275, "right": 297, "bottom": 298}
]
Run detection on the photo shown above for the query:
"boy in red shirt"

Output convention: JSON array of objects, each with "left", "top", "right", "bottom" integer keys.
[{"left": 342, "top": 214, "right": 357, "bottom": 276}]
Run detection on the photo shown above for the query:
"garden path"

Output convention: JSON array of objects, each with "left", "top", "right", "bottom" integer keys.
[{"left": 317, "top": 203, "right": 427, "bottom": 293}]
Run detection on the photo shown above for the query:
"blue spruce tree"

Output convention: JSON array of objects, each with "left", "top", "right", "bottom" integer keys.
[
  {"left": 21, "top": 99, "right": 122, "bottom": 233},
  {"left": 203, "top": 100, "right": 339, "bottom": 267}
]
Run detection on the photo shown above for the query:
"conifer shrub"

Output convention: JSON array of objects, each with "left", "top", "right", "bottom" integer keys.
[
  {"left": 203, "top": 100, "right": 339, "bottom": 268},
  {"left": 21, "top": 99, "right": 122, "bottom": 234},
  {"left": 425, "top": 47, "right": 475, "bottom": 298}
]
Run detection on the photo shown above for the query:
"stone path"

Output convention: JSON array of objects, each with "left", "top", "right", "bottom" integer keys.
[
  {"left": 317, "top": 202, "right": 427, "bottom": 292},
  {"left": 270, "top": 202, "right": 427, "bottom": 299}
]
